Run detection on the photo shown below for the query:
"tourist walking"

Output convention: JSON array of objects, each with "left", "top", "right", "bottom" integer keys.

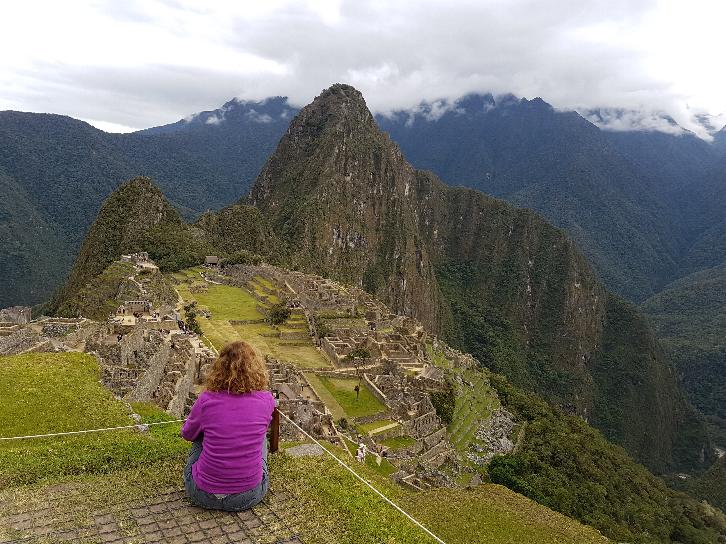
[
  {"left": 356, "top": 443, "right": 367, "bottom": 463},
  {"left": 182, "top": 341, "right": 275, "bottom": 511}
]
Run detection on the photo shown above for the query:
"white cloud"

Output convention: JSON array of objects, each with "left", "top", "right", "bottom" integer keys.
[
  {"left": 205, "top": 114, "right": 223, "bottom": 125},
  {"left": 581, "top": 109, "right": 686, "bottom": 135},
  {"left": 0, "top": 0, "right": 724, "bottom": 137}
]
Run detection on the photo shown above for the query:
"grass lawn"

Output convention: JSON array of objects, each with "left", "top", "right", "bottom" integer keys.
[
  {"left": 179, "top": 283, "right": 263, "bottom": 321},
  {"left": 0, "top": 353, "right": 188, "bottom": 488},
  {"left": 303, "top": 373, "right": 346, "bottom": 420},
  {"left": 339, "top": 437, "right": 398, "bottom": 477},
  {"left": 425, "top": 340, "right": 452, "bottom": 368},
  {"left": 357, "top": 419, "right": 398, "bottom": 435},
  {"left": 176, "top": 271, "right": 331, "bottom": 369},
  {"left": 318, "top": 376, "right": 386, "bottom": 419},
  {"left": 234, "top": 322, "right": 331, "bottom": 369},
  {"left": 380, "top": 435, "right": 417, "bottom": 450}
]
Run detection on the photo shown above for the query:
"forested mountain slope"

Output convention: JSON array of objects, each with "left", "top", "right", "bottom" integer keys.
[
  {"left": 247, "top": 84, "right": 711, "bottom": 474},
  {"left": 377, "top": 94, "right": 726, "bottom": 303},
  {"left": 642, "top": 264, "right": 726, "bottom": 436},
  {"left": 0, "top": 99, "right": 291, "bottom": 307}
]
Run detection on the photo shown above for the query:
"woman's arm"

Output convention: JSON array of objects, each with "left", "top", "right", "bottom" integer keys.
[{"left": 181, "top": 394, "right": 204, "bottom": 441}]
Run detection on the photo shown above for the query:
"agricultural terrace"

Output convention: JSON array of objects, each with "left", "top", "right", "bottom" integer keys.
[
  {"left": 173, "top": 269, "right": 331, "bottom": 369},
  {"left": 305, "top": 373, "right": 386, "bottom": 419}
]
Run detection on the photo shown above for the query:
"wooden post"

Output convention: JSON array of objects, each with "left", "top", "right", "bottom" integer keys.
[{"left": 270, "top": 408, "right": 280, "bottom": 454}]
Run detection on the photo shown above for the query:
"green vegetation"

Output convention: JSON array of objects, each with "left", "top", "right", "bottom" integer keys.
[
  {"left": 176, "top": 281, "right": 263, "bottom": 321},
  {"left": 642, "top": 264, "right": 726, "bottom": 439},
  {"left": 0, "top": 353, "right": 187, "bottom": 488},
  {"left": 182, "top": 301, "right": 203, "bottom": 335},
  {"left": 339, "top": 438, "right": 398, "bottom": 477},
  {"left": 318, "top": 376, "right": 386, "bottom": 419},
  {"left": 448, "top": 369, "right": 500, "bottom": 452},
  {"left": 0, "top": 440, "right": 612, "bottom": 544},
  {"left": 268, "top": 301, "right": 291, "bottom": 325},
  {"left": 357, "top": 419, "right": 398, "bottom": 435},
  {"left": 690, "top": 455, "right": 726, "bottom": 512},
  {"left": 55, "top": 261, "right": 177, "bottom": 320},
  {"left": 48, "top": 177, "right": 214, "bottom": 315},
  {"left": 425, "top": 341, "right": 451, "bottom": 368},
  {"left": 487, "top": 370, "right": 726, "bottom": 544},
  {"left": 429, "top": 381, "right": 456, "bottom": 425},
  {"left": 380, "top": 435, "right": 417, "bottom": 450},
  {"left": 175, "top": 272, "right": 330, "bottom": 368}
]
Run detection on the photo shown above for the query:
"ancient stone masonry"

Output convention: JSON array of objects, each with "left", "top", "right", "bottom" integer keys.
[
  {"left": 0, "top": 328, "right": 44, "bottom": 355},
  {"left": 466, "top": 408, "right": 517, "bottom": 466},
  {"left": 112, "top": 300, "right": 179, "bottom": 332},
  {"left": 120, "top": 252, "right": 159, "bottom": 273},
  {"left": 0, "top": 306, "right": 31, "bottom": 325},
  {"left": 86, "top": 322, "right": 215, "bottom": 417},
  {"left": 267, "top": 357, "right": 337, "bottom": 442}
]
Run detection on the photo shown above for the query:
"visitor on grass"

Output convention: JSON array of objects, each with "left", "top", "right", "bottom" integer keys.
[{"left": 182, "top": 340, "right": 275, "bottom": 511}]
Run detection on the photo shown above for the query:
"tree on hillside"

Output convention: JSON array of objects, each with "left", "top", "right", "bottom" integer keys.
[
  {"left": 268, "top": 301, "right": 291, "bottom": 325},
  {"left": 183, "top": 302, "right": 202, "bottom": 335},
  {"left": 345, "top": 347, "right": 371, "bottom": 400}
]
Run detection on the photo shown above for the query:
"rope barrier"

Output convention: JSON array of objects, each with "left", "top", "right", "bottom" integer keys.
[
  {"left": 0, "top": 419, "right": 185, "bottom": 441},
  {"left": 277, "top": 410, "right": 447, "bottom": 544},
  {"left": 1, "top": 410, "right": 446, "bottom": 543}
]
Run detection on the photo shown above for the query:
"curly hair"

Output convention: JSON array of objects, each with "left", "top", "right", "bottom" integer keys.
[{"left": 205, "top": 341, "right": 270, "bottom": 394}]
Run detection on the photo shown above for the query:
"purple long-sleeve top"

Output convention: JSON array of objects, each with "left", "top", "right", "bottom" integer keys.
[{"left": 182, "top": 389, "right": 275, "bottom": 494}]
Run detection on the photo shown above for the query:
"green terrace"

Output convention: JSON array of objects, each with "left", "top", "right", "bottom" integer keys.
[
  {"left": 449, "top": 368, "right": 500, "bottom": 454},
  {"left": 173, "top": 268, "right": 331, "bottom": 369}
]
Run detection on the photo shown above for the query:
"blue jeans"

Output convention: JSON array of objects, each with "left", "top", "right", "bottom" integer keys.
[{"left": 183, "top": 437, "right": 269, "bottom": 511}]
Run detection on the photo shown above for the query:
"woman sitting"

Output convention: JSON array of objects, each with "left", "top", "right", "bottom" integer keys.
[{"left": 182, "top": 340, "right": 275, "bottom": 511}]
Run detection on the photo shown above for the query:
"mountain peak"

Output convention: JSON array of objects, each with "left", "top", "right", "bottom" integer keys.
[{"left": 299, "top": 83, "right": 373, "bottom": 126}]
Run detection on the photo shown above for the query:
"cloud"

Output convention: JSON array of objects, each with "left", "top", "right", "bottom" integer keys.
[
  {"left": 246, "top": 109, "right": 273, "bottom": 123},
  {"left": 0, "top": 0, "right": 724, "bottom": 138},
  {"left": 581, "top": 109, "right": 686, "bottom": 135},
  {"left": 205, "top": 114, "right": 223, "bottom": 125}
]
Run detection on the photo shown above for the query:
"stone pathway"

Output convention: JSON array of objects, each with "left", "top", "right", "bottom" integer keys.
[{"left": 0, "top": 483, "right": 335, "bottom": 544}]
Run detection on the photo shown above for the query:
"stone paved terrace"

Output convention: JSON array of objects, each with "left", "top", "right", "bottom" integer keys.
[{"left": 0, "top": 482, "right": 334, "bottom": 544}]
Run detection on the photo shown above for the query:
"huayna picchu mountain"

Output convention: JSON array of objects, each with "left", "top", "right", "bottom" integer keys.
[
  {"left": 247, "top": 84, "right": 711, "bottom": 474},
  {"left": 53, "top": 84, "right": 712, "bottom": 476}
]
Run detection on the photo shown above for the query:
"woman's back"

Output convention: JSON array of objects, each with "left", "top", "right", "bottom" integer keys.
[{"left": 182, "top": 389, "right": 275, "bottom": 494}]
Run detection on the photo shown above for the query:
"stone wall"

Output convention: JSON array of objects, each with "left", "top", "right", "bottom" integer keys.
[
  {"left": 0, "top": 328, "right": 44, "bottom": 355},
  {"left": 0, "top": 306, "right": 31, "bottom": 325}
]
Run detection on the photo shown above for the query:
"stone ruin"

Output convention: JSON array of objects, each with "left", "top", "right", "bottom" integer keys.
[
  {"left": 120, "top": 252, "right": 159, "bottom": 273},
  {"left": 267, "top": 357, "right": 337, "bottom": 442},
  {"left": 86, "top": 325, "right": 215, "bottom": 418},
  {"left": 0, "top": 306, "right": 31, "bottom": 325},
  {"left": 466, "top": 407, "right": 517, "bottom": 466},
  {"left": 112, "top": 300, "right": 179, "bottom": 332}
]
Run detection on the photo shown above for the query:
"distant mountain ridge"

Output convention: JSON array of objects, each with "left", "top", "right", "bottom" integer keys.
[
  {"left": 377, "top": 93, "right": 726, "bottom": 302},
  {"left": 0, "top": 99, "right": 292, "bottom": 307},
  {"left": 3, "top": 90, "right": 724, "bottom": 309}
]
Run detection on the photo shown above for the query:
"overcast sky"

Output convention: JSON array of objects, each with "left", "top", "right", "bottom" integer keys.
[{"left": 1, "top": 0, "right": 724, "bottom": 137}]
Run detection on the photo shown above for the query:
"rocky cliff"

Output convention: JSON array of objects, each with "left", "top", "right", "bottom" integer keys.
[{"left": 248, "top": 84, "right": 709, "bottom": 472}]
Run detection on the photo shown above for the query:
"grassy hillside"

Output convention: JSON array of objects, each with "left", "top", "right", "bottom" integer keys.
[
  {"left": 0, "top": 352, "right": 187, "bottom": 487},
  {"left": 0, "top": 352, "right": 610, "bottom": 544}
]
